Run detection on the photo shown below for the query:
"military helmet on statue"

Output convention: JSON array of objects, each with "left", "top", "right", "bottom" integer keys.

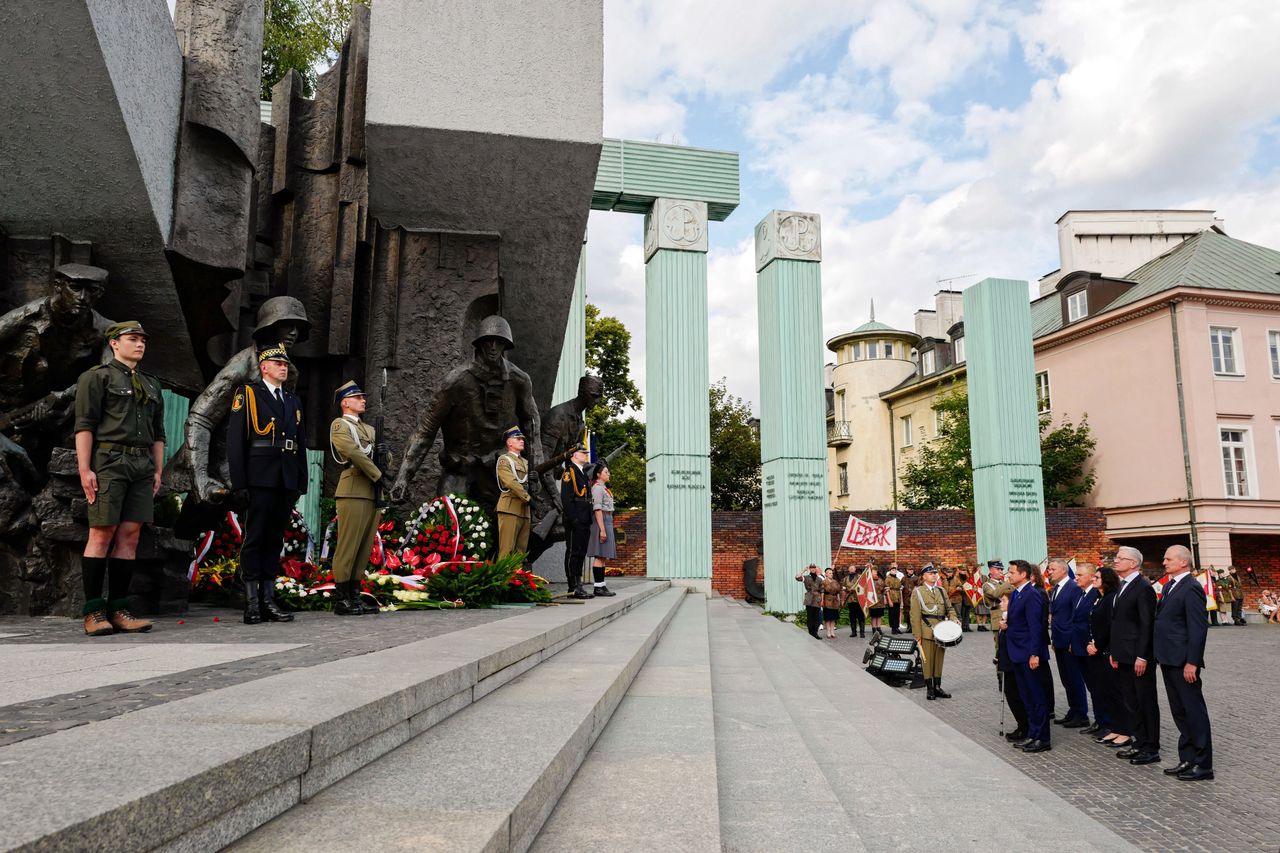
[
  {"left": 253, "top": 296, "right": 311, "bottom": 343},
  {"left": 472, "top": 315, "right": 514, "bottom": 350}
]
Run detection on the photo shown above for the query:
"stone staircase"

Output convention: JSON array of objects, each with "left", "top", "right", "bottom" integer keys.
[{"left": 2, "top": 588, "right": 1141, "bottom": 852}]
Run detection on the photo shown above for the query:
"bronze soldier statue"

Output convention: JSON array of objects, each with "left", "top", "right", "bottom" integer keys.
[
  {"left": 164, "top": 297, "right": 309, "bottom": 531},
  {"left": 389, "top": 316, "right": 544, "bottom": 509},
  {"left": 0, "top": 264, "right": 113, "bottom": 436}
]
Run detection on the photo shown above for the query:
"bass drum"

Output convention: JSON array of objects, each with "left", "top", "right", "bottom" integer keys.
[{"left": 932, "top": 620, "right": 963, "bottom": 647}]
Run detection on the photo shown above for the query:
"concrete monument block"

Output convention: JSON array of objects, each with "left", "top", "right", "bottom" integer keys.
[
  {"left": 644, "top": 199, "right": 710, "bottom": 261},
  {"left": 365, "top": 0, "right": 604, "bottom": 403},
  {"left": 754, "top": 210, "right": 822, "bottom": 270}
]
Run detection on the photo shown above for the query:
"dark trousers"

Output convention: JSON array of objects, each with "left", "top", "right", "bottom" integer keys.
[
  {"left": 887, "top": 603, "right": 901, "bottom": 631},
  {"left": 1053, "top": 646, "right": 1089, "bottom": 720},
  {"left": 240, "top": 487, "right": 294, "bottom": 582},
  {"left": 1115, "top": 661, "right": 1161, "bottom": 753},
  {"left": 1209, "top": 609, "right": 1220, "bottom": 626},
  {"left": 1161, "top": 664, "right": 1213, "bottom": 768},
  {"left": 1002, "top": 666, "right": 1029, "bottom": 732},
  {"left": 957, "top": 598, "right": 971, "bottom": 629},
  {"left": 1036, "top": 652, "right": 1056, "bottom": 718},
  {"left": 1014, "top": 661, "right": 1051, "bottom": 742},
  {"left": 1231, "top": 599, "right": 1244, "bottom": 623},
  {"left": 848, "top": 601, "right": 865, "bottom": 635},
  {"left": 565, "top": 524, "right": 589, "bottom": 587},
  {"left": 805, "top": 605, "right": 821, "bottom": 638},
  {"left": 1081, "top": 653, "right": 1117, "bottom": 731}
]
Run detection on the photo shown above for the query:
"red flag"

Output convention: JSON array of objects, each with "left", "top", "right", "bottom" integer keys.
[
  {"left": 1154, "top": 573, "right": 1170, "bottom": 597},
  {"left": 964, "top": 570, "right": 983, "bottom": 607},
  {"left": 856, "top": 568, "right": 878, "bottom": 611}
]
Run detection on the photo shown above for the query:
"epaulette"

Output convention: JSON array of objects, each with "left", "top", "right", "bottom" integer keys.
[{"left": 90, "top": 363, "right": 109, "bottom": 371}]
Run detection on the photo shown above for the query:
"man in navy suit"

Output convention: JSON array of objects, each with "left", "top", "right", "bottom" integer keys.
[
  {"left": 1069, "top": 563, "right": 1110, "bottom": 736},
  {"left": 1005, "top": 559, "right": 1051, "bottom": 752},
  {"left": 1109, "top": 546, "right": 1161, "bottom": 765},
  {"left": 1155, "top": 545, "right": 1213, "bottom": 781},
  {"left": 227, "top": 345, "right": 309, "bottom": 625},
  {"left": 1047, "top": 558, "right": 1090, "bottom": 727}
]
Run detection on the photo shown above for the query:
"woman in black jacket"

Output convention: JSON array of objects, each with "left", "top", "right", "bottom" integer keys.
[{"left": 1088, "top": 566, "right": 1128, "bottom": 745}]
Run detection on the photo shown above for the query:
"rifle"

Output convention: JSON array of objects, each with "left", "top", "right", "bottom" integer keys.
[
  {"left": 534, "top": 441, "right": 630, "bottom": 534},
  {"left": 372, "top": 368, "right": 389, "bottom": 507},
  {"left": 0, "top": 389, "right": 69, "bottom": 432}
]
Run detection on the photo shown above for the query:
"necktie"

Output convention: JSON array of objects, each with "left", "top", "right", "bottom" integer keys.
[
  {"left": 1050, "top": 584, "right": 1059, "bottom": 603},
  {"left": 274, "top": 387, "right": 283, "bottom": 405}
]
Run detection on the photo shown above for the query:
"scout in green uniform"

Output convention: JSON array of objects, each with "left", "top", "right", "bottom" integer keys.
[
  {"left": 1225, "top": 565, "right": 1246, "bottom": 625},
  {"left": 73, "top": 321, "right": 165, "bottom": 636},
  {"left": 910, "top": 563, "right": 957, "bottom": 700},
  {"left": 885, "top": 566, "right": 903, "bottom": 633},
  {"left": 329, "top": 381, "right": 386, "bottom": 616},
  {"left": 495, "top": 425, "right": 531, "bottom": 559}
]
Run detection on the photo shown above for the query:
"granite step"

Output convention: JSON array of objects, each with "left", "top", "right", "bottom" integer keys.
[
  {"left": 530, "top": 593, "right": 720, "bottom": 852},
  {"left": 232, "top": 586, "right": 689, "bottom": 853},
  {"left": 706, "top": 599, "right": 865, "bottom": 853},
  {"left": 727, "top": 606, "right": 1139, "bottom": 852},
  {"left": 0, "top": 581, "right": 671, "bottom": 853}
]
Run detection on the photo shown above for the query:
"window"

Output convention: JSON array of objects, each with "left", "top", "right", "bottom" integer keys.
[
  {"left": 901, "top": 415, "right": 913, "bottom": 447},
  {"left": 1035, "top": 370, "right": 1051, "bottom": 414},
  {"left": 1220, "top": 427, "right": 1252, "bottom": 498},
  {"left": 884, "top": 341, "right": 894, "bottom": 359},
  {"left": 837, "top": 463, "right": 849, "bottom": 496},
  {"left": 836, "top": 390, "right": 846, "bottom": 420},
  {"left": 867, "top": 341, "right": 879, "bottom": 359},
  {"left": 1066, "top": 290, "right": 1088, "bottom": 322},
  {"left": 921, "top": 350, "right": 936, "bottom": 375},
  {"left": 953, "top": 337, "right": 965, "bottom": 364},
  {"left": 852, "top": 341, "right": 862, "bottom": 361},
  {"left": 1210, "top": 326, "right": 1241, "bottom": 375},
  {"left": 1269, "top": 331, "right": 1280, "bottom": 378},
  {"left": 934, "top": 407, "right": 944, "bottom": 436}
]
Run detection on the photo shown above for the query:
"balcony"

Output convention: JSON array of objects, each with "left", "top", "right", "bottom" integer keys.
[{"left": 827, "top": 421, "right": 852, "bottom": 446}]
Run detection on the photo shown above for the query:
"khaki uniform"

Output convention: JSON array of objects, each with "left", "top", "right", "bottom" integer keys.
[
  {"left": 496, "top": 451, "right": 531, "bottom": 558},
  {"left": 330, "top": 416, "right": 385, "bottom": 583},
  {"left": 73, "top": 359, "right": 165, "bottom": 527},
  {"left": 885, "top": 573, "right": 902, "bottom": 605},
  {"left": 910, "top": 583, "right": 957, "bottom": 679},
  {"left": 984, "top": 579, "right": 1013, "bottom": 647}
]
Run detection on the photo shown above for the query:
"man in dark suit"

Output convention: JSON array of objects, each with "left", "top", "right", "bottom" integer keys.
[
  {"left": 1069, "top": 563, "right": 1108, "bottom": 735},
  {"left": 1047, "top": 558, "right": 1090, "bottom": 727},
  {"left": 1155, "top": 545, "right": 1214, "bottom": 780},
  {"left": 228, "top": 345, "right": 308, "bottom": 625},
  {"left": 1109, "top": 546, "right": 1161, "bottom": 765},
  {"left": 1005, "top": 559, "right": 1051, "bottom": 752}
]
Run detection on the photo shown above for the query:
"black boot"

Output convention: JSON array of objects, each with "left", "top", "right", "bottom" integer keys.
[
  {"left": 333, "top": 578, "right": 362, "bottom": 616},
  {"left": 933, "top": 678, "right": 952, "bottom": 699},
  {"left": 926, "top": 679, "right": 937, "bottom": 700},
  {"left": 354, "top": 578, "right": 379, "bottom": 614},
  {"left": 573, "top": 583, "right": 595, "bottom": 599},
  {"left": 243, "top": 580, "right": 262, "bottom": 625},
  {"left": 260, "top": 580, "right": 295, "bottom": 622}
]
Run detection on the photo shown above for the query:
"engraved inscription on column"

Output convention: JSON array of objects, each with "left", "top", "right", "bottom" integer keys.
[
  {"left": 644, "top": 198, "right": 709, "bottom": 261},
  {"left": 755, "top": 209, "right": 822, "bottom": 271}
]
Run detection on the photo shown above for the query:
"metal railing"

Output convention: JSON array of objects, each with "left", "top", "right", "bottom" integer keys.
[{"left": 827, "top": 421, "right": 853, "bottom": 446}]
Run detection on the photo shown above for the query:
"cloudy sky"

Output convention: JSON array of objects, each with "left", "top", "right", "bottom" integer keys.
[{"left": 588, "top": 0, "right": 1280, "bottom": 415}]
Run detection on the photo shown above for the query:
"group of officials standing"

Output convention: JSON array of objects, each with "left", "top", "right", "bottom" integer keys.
[{"left": 990, "top": 546, "right": 1214, "bottom": 781}]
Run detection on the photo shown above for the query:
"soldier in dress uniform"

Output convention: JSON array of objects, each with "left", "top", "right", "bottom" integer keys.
[
  {"left": 982, "top": 560, "right": 1009, "bottom": 644},
  {"left": 227, "top": 345, "right": 308, "bottom": 625},
  {"left": 74, "top": 321, "right": 165, "bottom": 636},
  {"left": 910, "top": 563, "right": 956, "bottom": 700},
  {"left": 496, "top": 425, "right": 532, "bottom": 560},
  {"left": 560, "top": 443, "right": 594, "bottom": 598},
  {"left": 329, "top": 381, "right": 387, "bottom": 616}
]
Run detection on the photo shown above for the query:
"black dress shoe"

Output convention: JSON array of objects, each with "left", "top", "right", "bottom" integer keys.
[
  {"left": 1004, "top": 728, "right": 1027, "bottom": 742},
  {"left": 1010, "top": 738, "right": 1032, "bottom": 749},
  {"left": 1092, "top": 733, "right": 1116, "bottom": 744},
  {"left": 978, "top": 625, "right": 990, "bottom": 632},
  {"left": 1062, "top": 718, "right": 1089, "bottom": 729},
  {"left": 1020, "top": 740, "right": 1051, "bottom": 753},
  {"left": 1052, "top": 715, "right": 1074, "bottom": 725},
  {"left": 1177, "top": 765, "right": 1214, "bottom": 781},
  {"left": 1081, "top": 723, "right": 1100, "bottom": 734},
  {"left": 1163, "top": 761, "right": 1193, "bottom": 776},
  {"left": 1116, "top": 747, "right": 1141, "bottom": 759},
  {"left": 593, "top": 585, "right": 617, "bottom": 597},
  {"left": 1129, "top": 752, "right": 1161, "bottom": 765}
]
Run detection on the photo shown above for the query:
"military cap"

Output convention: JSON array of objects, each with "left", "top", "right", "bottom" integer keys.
[
  {"left": 257, "top": 344, "right": 292, "bottom": 364},
  {"left": 105, "top": 320, "right": 146, "bottom": 340},
  {"left": 56, "top": 263, "right": 109, "bottom": 285},
  {"left": 503, "top": 425, "right": 525, "bottom": 440},
  {"left": 987, "top": 559, "right": 1004, "bottom": 569},
  {"left": 921, "top": 563, "right": 938, "bottom": 574},
  {"left": 334, "top": 380, "right": 365, "bottom": 404},
  {"left": 569, "top": 442, "right": 589, "bottom": 455}
]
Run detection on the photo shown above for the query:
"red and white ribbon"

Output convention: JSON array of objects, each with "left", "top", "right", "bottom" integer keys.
[{"left": 188, "top": 529, "right": 216, "bottom": 582}]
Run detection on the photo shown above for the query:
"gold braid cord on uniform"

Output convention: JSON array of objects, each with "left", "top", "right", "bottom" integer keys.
[
  {"left": 244, "top": 386, "right": 276, "bottom": 437},
  {"left": 562, "top": 466, "right": 586, "bottom": 497}
]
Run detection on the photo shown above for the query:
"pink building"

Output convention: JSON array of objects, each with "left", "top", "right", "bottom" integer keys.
[{"left": 1033, "top": 228, "right": 1280, "bottom": 582}]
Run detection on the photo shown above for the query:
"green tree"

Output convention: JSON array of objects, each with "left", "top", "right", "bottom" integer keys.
[
  {"left": 261, "top": 0, "right": 360, "bottom": 100},
  {"left": 584, "top": 303, "right": 646, "bottom": 508},
  {"left": 897, "top": 387, "right": 1097, "bottom": 510},
  {"left": 709, "top": 380, "right": 761, "bottom": 511}
]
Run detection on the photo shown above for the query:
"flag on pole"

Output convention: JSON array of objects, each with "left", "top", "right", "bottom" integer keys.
[
  {"left": 1200, "top": 568, "right": 1218, "bottom": 611},
  {"left": 856, "top": 567, "right": 879, "bottom": 611},
  {"left": 964, "top": 568, "right": 983, "bottom": 607}
]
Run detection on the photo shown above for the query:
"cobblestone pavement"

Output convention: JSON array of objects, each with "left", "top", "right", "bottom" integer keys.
[
  {"left": 0, "top": 581, "right": 635, "bottom": 748},
  {"left": 823, "top": 620, "right": 1280, "bottom": 853}
]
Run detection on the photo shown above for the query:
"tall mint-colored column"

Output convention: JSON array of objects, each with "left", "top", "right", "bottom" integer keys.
[
  {"left": 755, "top": 211, "right": 830, "bottom": 612},
  {"left": 963, "top": 278, "right": 1048, "bottom": 565},
  {"left": 551, "top": 239, "right": 588, "bottom": 406},
  {"left": 645, "top": 198, "right": 712, "bottom": 590}
]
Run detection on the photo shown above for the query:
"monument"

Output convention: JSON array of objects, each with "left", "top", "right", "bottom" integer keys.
[{"left": 963, "top": 278, "right": 1049, "bottom": 565}]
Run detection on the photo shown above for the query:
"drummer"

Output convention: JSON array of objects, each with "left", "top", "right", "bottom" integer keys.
[{"left": 910, "top": 563, "right": 958, "bottom": 700}]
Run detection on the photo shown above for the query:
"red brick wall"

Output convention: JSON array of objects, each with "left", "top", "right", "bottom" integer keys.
[
  {"left": 609, "top": 508, "right": 1116, "bottom": 602},
  {"left": 1230, "top": 534, "right": 1280, "bottom": 610}
]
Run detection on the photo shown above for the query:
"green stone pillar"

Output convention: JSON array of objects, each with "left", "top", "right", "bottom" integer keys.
[
  {"left": 755, "top": 211, "right": 829, "bottom": 612},
  {"left": 552, "top": 239, "right": 588, "bottom": 406},
  {"left": 963, "top": 278, "right": 1048, "bottom": 566},
  {"left": 644, "top": 198, "right": 712, "bottom": 590}
]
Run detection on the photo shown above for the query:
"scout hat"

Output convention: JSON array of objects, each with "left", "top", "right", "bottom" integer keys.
[
  {"left": 334, "top": 380, "right": 365, "bottom": 405},
  {"left": 105, "top": 320, "right": 146, "bottom": 340},
  {"left": 258, "top": 344, "right": 292, "bottom": 364},
  {"left": 503, "top": 425, "right": 525, "bottom": 440}
]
